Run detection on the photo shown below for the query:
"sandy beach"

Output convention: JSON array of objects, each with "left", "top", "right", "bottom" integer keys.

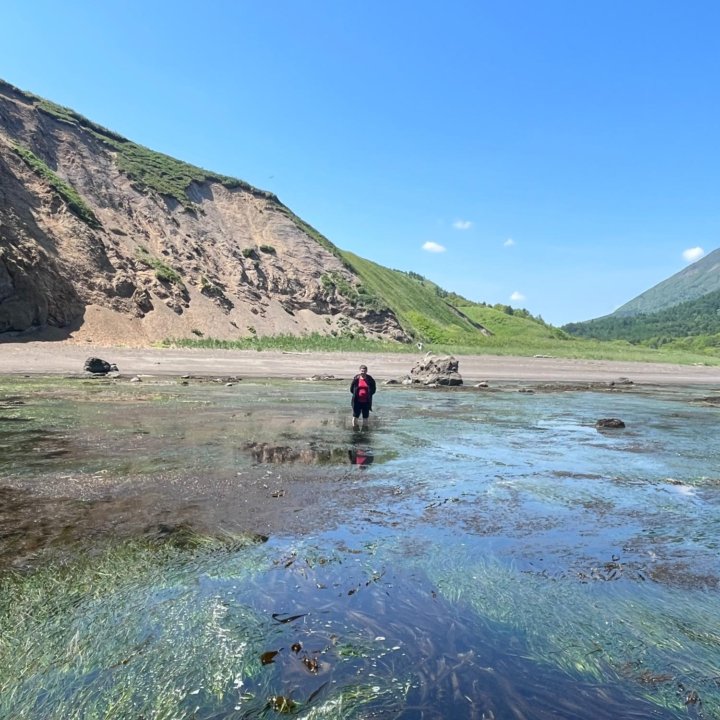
[{"left": 1, "top": 341, "right": 719, "bottom": 385}]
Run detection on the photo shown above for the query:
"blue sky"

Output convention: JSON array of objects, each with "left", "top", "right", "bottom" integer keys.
[{"left": 3, "top": 1, "right": 719, "bottom": 325}]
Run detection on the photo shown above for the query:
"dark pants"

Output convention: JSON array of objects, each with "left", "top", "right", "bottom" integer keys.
[{"left": 352, "top": 400, "right": 370, "bottom": 419}]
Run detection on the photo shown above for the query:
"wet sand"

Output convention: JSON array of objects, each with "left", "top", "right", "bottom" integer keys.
[{"left": 1, "top": 341, "right": 719, "bottom": 385}]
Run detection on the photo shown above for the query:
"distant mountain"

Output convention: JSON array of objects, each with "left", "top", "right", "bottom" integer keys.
[
  {"left": 563, "top": 248, "right": 720, "bottom": 343},
  {"left": 562, "top": 288, "right": 720, "bottom": 343},
  {"left": 612, "top": 248, "right": 720, "bottom": 317}
]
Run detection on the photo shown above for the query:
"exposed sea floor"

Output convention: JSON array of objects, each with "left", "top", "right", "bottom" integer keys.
[{"left": 1, "top": 375, "right": 719, "bottom": 719}]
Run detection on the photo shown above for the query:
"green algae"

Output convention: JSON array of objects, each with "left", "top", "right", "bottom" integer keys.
[
  {"left": 1, "top": 375, "right": 719, "bottom": 718},
  {"left": 422, "top": 548, "right": 720, "bottom": 715},
  {"left": 0, "top": 533, "right": 415, "bottom": 720},
  {"left": 0, "top": 531, "right": 269, "bottom": 719}
]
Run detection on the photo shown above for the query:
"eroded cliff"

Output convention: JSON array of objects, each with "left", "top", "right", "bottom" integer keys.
[{"left": 0, "top": 80, "right": 408, "bottom": 346}]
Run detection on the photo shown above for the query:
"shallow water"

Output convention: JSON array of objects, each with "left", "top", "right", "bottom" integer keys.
[{"left": 1, "top": 376, "right": 719, "bottom": 719}]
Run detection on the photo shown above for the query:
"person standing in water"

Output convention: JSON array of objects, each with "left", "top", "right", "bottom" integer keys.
[{"left": 350, "top": 364, "right": 376, "bottom": 429}]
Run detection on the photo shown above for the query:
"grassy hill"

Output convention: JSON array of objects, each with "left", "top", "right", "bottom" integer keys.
[
  {"left": 331, "top": 254, "right": 720, "bottom": 362},
  {"left": 338, "top": 252, "right": 486, "bottom": 344}
]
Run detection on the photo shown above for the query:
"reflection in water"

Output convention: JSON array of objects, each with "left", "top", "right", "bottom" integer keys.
[
  {"left": 348, "top": 447, "right": 374, "bottom": 467},
  {"left": 245, "top": 441, "right": 349, "bottom": 464},
  {"left": 349, "top": 427, "right": 375, "bottom": 468},
  {"left": 246, "top": 428, "right": 380, "bottom": 468},
  {"left": 0, "top": 376, "right": 719, "bottom": 718}
]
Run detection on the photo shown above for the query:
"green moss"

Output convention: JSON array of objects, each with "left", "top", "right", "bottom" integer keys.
[
  {"left": 135, "top": 248, "right": 184, "bottom": 286},
  {"left": 11, "top": 142, "right": 101, "bottom": 228}
]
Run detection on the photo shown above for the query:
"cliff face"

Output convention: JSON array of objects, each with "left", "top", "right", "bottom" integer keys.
[{"left": 0, "top": 80, "right": 408, "bottom": 346}]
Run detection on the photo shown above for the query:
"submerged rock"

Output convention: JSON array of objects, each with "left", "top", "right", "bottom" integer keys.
[{"left": 596, "top": 418, "right": 626, "bottom": 429}]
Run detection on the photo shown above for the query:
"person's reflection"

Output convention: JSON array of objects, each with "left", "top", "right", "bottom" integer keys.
[{"left": 348, "top": 447, "right": 374, "bottom": 468}]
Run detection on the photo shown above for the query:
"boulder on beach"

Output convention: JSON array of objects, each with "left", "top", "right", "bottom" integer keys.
[
  {"left": 83, "top": 357, "right": 118, "bottom": 374},
  {"left": 408, "top": 352, "right": 463, "bottom": 386}
]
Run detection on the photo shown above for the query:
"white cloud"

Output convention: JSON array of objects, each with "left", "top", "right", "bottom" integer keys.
[
  {"left": 510, "top": 291, "right": 525, "bottom": 302},
  {"left": 452, "top": 220, "right": 472, "bottom": 230},
  {"left": 504, "top": 238, "right": 515, "bottom": 247},
  {"left": 422, "top": 241, "right": 446, "bottom": 253},
  {"left": 682, "top": 246, "right": 705, "bottom": 262}
]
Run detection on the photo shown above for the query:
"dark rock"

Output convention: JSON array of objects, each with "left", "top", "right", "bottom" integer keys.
[
  {"left": 596, "top": 418, "right": 626, "bottom": 429},
  {"left": 83, "top": 357, "right": 116, "bottom": 374},
  {"left": 113, "top": 276, "right": 136, "bottom": 298},
  {"left": 133, "top": 288, "right": 153, "bottom": 314}
]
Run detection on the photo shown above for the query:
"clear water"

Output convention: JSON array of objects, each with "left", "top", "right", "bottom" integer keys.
[{"left": 1, "top": 376, "right": 719, "bottom": 719}]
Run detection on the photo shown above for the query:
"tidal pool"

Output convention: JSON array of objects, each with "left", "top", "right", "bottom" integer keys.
[{"left": 0, "top": 375, "right": 719, "bottom": 719}]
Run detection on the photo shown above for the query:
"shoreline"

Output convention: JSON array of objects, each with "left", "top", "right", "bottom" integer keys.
[{"left": 1, "top": 341, "right": 719, "bottom": 385}]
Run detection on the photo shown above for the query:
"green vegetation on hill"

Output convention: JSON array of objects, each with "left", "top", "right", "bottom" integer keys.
[
  {"left": 31, "top": 94, "right": 269, "bottom": 209},
  {"left": 456, "top": 304, "right": 568, "bottom": 344},
  {"left": 338, "top": 251, "right": 569, "bottom": 351},
  {"left": 166, "top": 331, "right": 720, "bottom": 366},
  {"left": 339, "top": 251, "right": 486, "bottom": 344},
  {"left": 320, "top": 270, "right": 387, "bottom": 312},
  {"left": 11, "top": 142, "right": 101, "bottom": 228},
  {"left": 135, "top": 248, "right": 184, "bottom": 286}
]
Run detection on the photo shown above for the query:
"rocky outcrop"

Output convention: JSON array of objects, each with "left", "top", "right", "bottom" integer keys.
[
  {"left": 0, "top": 79, "right": 409, "bottom": 346},
  {"left": 408, "top": 352, "right": 463, "bottom": 386}
]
